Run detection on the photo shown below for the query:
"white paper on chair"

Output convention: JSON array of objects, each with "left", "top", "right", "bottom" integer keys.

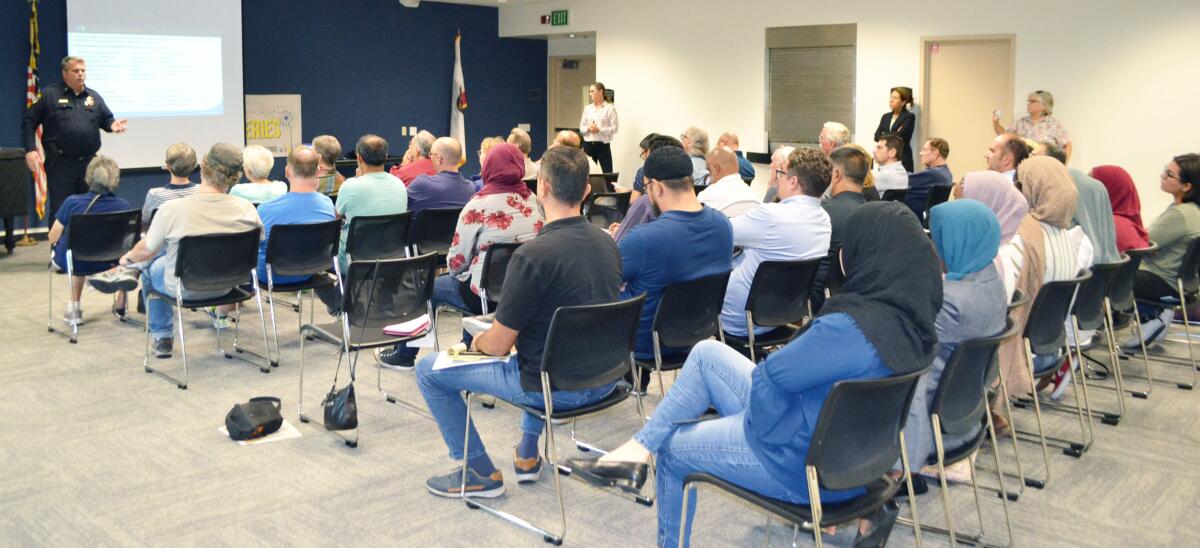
[
  {"left": 218, "top": 419, "right": 302, "bottom": 446},
  {"left": 405, "top": 329, "right": 437, "bottom": 349},
  {"left": 432, "top": 350, "right": 514, "bottom": 371}
]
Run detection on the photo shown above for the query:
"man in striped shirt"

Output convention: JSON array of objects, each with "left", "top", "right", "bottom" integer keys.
[{"left": 142, "top": 143, "right": 200, "bottom": 230}]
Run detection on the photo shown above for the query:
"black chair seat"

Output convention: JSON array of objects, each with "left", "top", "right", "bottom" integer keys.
[
  {"left": 303, "top": 320, "right": 430, "bottom": 351},
  {"left": 1136, "top": 293, "right": 1197, "bottom": 307},
  {"left": 926, "top": 417, "right": 988, "bottom": 468},
  {"left": 146, "top": 286, "right": 254, "bottom": 308},
  {"left": 635, "top": 352, "right": 689, "bottom": 372},
  {"left": 725, "top": 325, "right": 799, "bottom": 349},
  {"left": 259, "top": 272, "right": 337, "bottom": 293},
  {"left": 684, "top": 473, "right": 900, "bottom": 526},
  {"left": 507, "top": 383, "right": 632, "bottom": 420}
]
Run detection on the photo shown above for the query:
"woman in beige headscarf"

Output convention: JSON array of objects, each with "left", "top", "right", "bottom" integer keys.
[{"left": 994, "top": 156, "right": 1094, "bottom": 424}]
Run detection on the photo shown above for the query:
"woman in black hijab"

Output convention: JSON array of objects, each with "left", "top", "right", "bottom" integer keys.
[{"left": 568, "top": 202, "right": 943, "bottom": 547}]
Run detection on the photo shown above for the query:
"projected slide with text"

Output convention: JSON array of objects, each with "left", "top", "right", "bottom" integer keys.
[{"left": 68, "top": 32, "right": 223, "bottom": 118}]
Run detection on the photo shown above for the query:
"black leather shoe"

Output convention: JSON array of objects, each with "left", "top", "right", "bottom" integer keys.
[
  {"left": 853, "top": 499, "right": 900, "bottom": 548},
  {"left": 566, "top": 458, "right": 649, "bottom": 494}
]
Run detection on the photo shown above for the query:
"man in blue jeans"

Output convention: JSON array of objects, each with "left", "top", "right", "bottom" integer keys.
[{"left": 416, "top": 145, "right": 622, "bottom": 498}]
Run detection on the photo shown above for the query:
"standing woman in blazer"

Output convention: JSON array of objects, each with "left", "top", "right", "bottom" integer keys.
[{"left": 874, "top": 86, "right": 917, "bottom": 172}]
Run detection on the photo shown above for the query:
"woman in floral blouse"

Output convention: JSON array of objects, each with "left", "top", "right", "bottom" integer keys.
[
  {"left": 992, "top": 90, "right": 1073, "bottom": 162},
  {"left": 377, "top": 142, "right": 543, "bottom": 368}
]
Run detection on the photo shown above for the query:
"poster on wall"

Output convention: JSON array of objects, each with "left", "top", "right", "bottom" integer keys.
[{"left": 244, "top": 95, "right": 302, "bottom": 157}]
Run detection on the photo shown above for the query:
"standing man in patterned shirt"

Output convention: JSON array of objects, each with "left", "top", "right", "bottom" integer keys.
[
  {"left": 580, "top": 82, "right": 618, "bottom": 174},
  {"left": 23, "top": 56, "right": 128, "bottom": 222}
]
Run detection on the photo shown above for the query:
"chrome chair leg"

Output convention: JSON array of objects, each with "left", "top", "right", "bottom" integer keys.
[
  {"left": 898, "top": 432, "right": 924, "bottom": 548},
  {"left": 931, "top": 416, "right": 957, "bottom": 547}
]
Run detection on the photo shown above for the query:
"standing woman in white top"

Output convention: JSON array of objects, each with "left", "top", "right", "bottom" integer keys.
[
  {"left": 993, "top": 90, "right": 1072, "bottom": 163},
  {"left": 580, "top": 82, "right": 618, "bottom": 174}
]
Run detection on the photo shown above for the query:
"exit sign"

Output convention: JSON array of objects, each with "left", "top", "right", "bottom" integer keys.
[{"left": 550, "top": 10, "right": 569, "bottom": 26}]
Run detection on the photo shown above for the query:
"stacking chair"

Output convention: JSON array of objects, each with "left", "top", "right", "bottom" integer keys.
[
  {"left": 468, "top": 242, "right": 522, "bottom": 411},
  {"left": 298, "top": 253, "right": 438, "bottom": 445},
  {"left": 1133, "top": 237, "right": 1200, "bottom": 390},
  {"left": 921, "top": 185, "right": 953, "bottom": 228},
  {"left": 461, "top": 295, "right": 647, "bottom": 546},
  {"left": 524, "top": 177, "right": 538, "bottom": 195},
  {"left": 582, "top": 192, "right": 631, "bottom": 228},
  {"left": 679, "top": 367, "right": 929, "bottom": 548},
  {"left": 916, "top": 320, "right": 1019, "bottom": 547},
  {"left": 258, "top": 219, "right": 342, "bottom": 368},
  {"left": 881, "top": 188, "right": 907, "bottom": 202},
  {"left": 345, "top": 212, "right": 412, "bottom": 263},
  {"left": 822, "top": 246, "right": 844, "bottom": 297},
  {"left": 634, "top": 271, "right": 731, "bottom": 396},
  {"left": 1007, "top": 271, "right": 1090, "bottom": 489},
  {"left": 1062, "top": 258, "right": 1130, "bottom": 426},
  {"left": 1100, "top": 244, "right": 1158, "bottom": 399},
  {"left": 142, "top": 228, "right": 269, "bottom": 389},
  {"left": 409, "top": 207, "right": 462, "bottom": 265},
  {"left": 47, "top": 209, "right": 142, "bottom": 343},
  {"left": 724, "top": 258, "right": 823, "bottom": 361}
]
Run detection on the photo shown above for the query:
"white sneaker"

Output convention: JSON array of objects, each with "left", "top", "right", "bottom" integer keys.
[{"left": 61, "top": 302, "right": 85, "bottom": 325}]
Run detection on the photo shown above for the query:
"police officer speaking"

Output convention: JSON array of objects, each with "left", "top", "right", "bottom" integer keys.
[{"left": 22, "top": 56, "right": 128, "bottom": 222}]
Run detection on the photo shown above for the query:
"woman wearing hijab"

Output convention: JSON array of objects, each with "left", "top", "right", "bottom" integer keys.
[
  {"left": 959, "top": 170, "right": 1030, "bottom": 299},
  {"left": 1122, "top": 154, "right": 1200, "bottom": 348},
  {"left": 568, "top": 202, "right": 943, "bottom": 548},
  {"left": 1091, "top": 165, "right": 1150, "bottom": 252},
  {"left": 996, "top": 156, "right": 1094, "bottom": 406},
  {"left": 377, "top": 143, "right": 543, "bottom": 368},
  {"left": 902, "top": 200, "right": 1008, "bottom": 480}
]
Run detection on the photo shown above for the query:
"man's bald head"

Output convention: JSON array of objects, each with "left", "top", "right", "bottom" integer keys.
[
  {"left": 431, "top": 137, "right": 463, "bottom": 171},
  {"left": 286, "top": 146, "right": 321, "bottom": 190},
  {"left": 553, "top": 130, "right": 582, "bottom": 149},
  {"left": 717, "top": 132, "right": 741, "bottom": 150},
  {"left": 705, "top": 146, "right": 740, "bottom": 183}
]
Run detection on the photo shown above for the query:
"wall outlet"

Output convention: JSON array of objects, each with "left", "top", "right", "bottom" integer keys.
[{"left": 518, "top": 123, "right": 531, "bottom": 132}]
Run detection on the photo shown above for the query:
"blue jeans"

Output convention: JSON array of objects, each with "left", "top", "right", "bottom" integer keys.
[
  {"left": 142, "top": 255, "right": 224, "bottom": 340},
  {"left": 415, "top": 353, "right": 617, "bottom": 461},
  {"left": 393, "top": 274, "right": 475, "bottom": 360},
  {"left": 633, "top": 341, "right": 802, "bottom": 548}
]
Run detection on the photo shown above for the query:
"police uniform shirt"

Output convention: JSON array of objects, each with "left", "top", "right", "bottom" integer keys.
[{"left": 22, "top": 83, "right": 116, "bottom": 159}]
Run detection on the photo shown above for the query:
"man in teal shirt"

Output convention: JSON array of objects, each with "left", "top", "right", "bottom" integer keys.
[{"left": 316, "top": 134, "right": 407, "bottom": 312}]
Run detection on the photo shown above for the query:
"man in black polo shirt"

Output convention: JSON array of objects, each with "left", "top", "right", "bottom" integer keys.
[
  {"left": 416, "top": 145, "right": 622, "bottom": 498},
  {"left": 23, "top": 56, "right": 128, "bottom": 222}
]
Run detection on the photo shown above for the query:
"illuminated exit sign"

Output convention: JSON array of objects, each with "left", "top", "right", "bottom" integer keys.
[{"left": 550, "top": 10, "right": 569, "bottom": 26}]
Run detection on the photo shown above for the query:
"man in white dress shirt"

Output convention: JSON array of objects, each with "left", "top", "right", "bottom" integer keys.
[
  {"left": 872, "top": 133, "right": 909, "bottom": 196},
  {"left": 698, "top": 147, "right": 758, "bottom": 217},
  {"left": 579, "top": 82, "right": 618, "bottom": 173}
]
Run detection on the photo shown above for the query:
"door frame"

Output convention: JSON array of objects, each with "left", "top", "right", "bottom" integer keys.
[{"left": 918, "top": 34, "right": 1016, "bottom": 149}]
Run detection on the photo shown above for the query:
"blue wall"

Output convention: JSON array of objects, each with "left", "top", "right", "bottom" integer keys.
[{"left": 0, "top": 0, "right": 547, "bottom": 228}]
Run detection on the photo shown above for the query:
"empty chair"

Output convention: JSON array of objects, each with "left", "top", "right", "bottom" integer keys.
[
  {"left": 1062, "top": 258, "right": 1129, "bottom": 425},
  {"left": 922, "top": 185, "right": 953, "bottom": 227},
  {"left": 724, "top": 258, "right": 823, "bottom": 361},
  {"left": 881, "top": 188, "right": 907, "bottom": 202},
  {"left": 47, "top": 209, "right": 142, "bottom": 343},
  {"left": 142, "top": 228, "right": 270, "bottom": 389},
  {"left": 299, "top": 253, "right": 439, "bottom": 445},
  {"left": 1101, "top": 244, "right": 1158, "bottom": 398},
  {"left": 258, "top": 219, "right": 342, "bottom": 367},
  {"left": 409, "top": 207, "right": 463, "bottom": 263},
  {"left": 583, "top": 192, "right": 631, "bottom": 228},
  {"left": 345, "top": 212, "right": 412, "bottom": 263}
]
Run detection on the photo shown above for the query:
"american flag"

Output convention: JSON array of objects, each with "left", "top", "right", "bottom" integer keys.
[{"left": 27, "top": 0, "right": 47, "bottom": 220}]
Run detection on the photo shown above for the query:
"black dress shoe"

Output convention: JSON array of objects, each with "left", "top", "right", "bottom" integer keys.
[
  {"left": 853, "top": 499, "right": 900, "bottom": 548},
  {"left": 565, "top": 458, "right": 649, "bottom": 494}
]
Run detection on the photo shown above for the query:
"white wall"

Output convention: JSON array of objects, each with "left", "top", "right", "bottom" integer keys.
[
  {"left": 547, "top": 36, "right": 596, "bottom": 57},
  {"left": 501, "top": 0, "right": 1200, "bottom": 217}
]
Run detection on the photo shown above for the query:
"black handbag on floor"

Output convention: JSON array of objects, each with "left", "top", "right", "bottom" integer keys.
[
  {"left": 322, "top": 382, "right": 357, "bottom": 431},
  {"left": 225, "top": 397, "right": 283, "bottom": 441}
]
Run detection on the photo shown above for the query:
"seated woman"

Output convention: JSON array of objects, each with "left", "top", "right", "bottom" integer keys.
[
  {"left": 902, "top": 199, "right": 1008, "bottom": 482},
  {"left": 569, "top": 201, "right": 944, "bottom": 548},
  {"left": 1090, "top": 165, "right": 1150, "bottom": 253},
  {"left": 958, "top": 170, "right": 1029, "bottom": 301},
  {"left": 997, "top": 156, "right": 1093, "bottom": 407},
  {"left": 376, "top": 143, "right": 543, "bottom": 370},
  {"left": 48, "top": 155, "right": 132, "bottom": 324},
  {"left": 229, "top": 144, "right": 287, "bottom": 204},
  {"left": 1123, "top": 154, "right": 1200, "bottom": 348}
]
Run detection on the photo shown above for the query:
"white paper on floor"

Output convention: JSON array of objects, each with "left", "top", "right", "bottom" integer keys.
[{"left": 218, "top": 419, "right": 303, "bottom": 446}]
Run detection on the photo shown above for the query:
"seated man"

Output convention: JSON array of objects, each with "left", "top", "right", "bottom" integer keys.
[
  {"left": 141, "top": 143, "right": 199, "bottom": 231},
  {"left": 406, "top": 137, "right": 475, "bottom": 213},
  {"left": 985, "top": 132, "right": 1028, "bottom": 182},
  {"left": 621, "top": 145, "right": 733, "bottom": 386},
  {"left": 681, "top": 126, "right": 710, "bottom": 187},
  {"left": 116, "top": 144, "right": 262, "bottom": 358},
  {"left": 697, "top": 146, "right": 758, "bottom": 217},
  {"left": 48, "top": 155, "right": 132, "bottom": 324},
  {"left": 811, "top": 145, "right": 870, "bottom": 314},
  {"left": 720, "top": 147, "right": 831, "bottom": 341},
  {"left": 415, "top": 145, "right": 622, "bottom": 497},
  {"left": 760, "top": 145, "right": 795, "bottom": 204},
  {"left": 716, "top": 131, "right": 755, "bottom": 181},
  {"left": 390, "top": 130, "right": 437, "bottom": 184},
  {"left": 539, "top": 130, "right": 602, "bottom": 174},
  {"left": 507, "top": 127, "right": 539, "bottom": 180},
  {"left": 256, "top": 146, "right": 336, "bottom": 286},
  {"left": 904, "top": 137, "right": 953, "bottom": 219},
  {"left": 872, "top": 133, "right": 909, "bottom": 196},
  {"left": 610, "top": 135, "right": 685, "bottom": 242}
]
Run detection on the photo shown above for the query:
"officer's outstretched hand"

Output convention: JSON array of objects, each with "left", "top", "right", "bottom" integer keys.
[
  {"left": 25, "top": 150, "right": 42, "bottom": 173},
  {"left": 112, "top": 119, "right": 129, "bottom": 133}
]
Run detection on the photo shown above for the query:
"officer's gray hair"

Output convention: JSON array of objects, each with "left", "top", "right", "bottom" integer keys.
[
  {"left": 85, "top": 155, "right": 120, "bottom": 194},
  {"left": 61, "top": 56, "right": 85, "bottom": 72}
]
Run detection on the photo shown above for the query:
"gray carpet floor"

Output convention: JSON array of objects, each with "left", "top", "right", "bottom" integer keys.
[{"left": 2, "top": 244, "right": 1198, "bottom": 547}]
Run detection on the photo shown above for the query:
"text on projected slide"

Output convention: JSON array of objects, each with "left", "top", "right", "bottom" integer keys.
[{"left": 68, "top": 32, "right": 224, "bottom": 118}]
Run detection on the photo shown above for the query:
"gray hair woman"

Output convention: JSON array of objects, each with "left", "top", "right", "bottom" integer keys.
[
  {"left": 228, "top": 144, "right": 287, "bottom": 204},
  {"left": 47, "top": 155, "right": 134, "bottom": 323},
  {"left": 993, "top": 90, "right": 1073, "bottom": 162}
]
